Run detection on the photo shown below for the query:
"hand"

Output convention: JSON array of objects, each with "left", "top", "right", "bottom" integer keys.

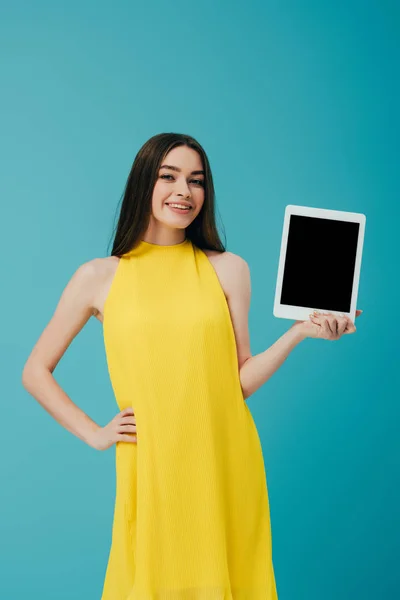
[
  {"left": 89, "top": 407, "right": 137, "bottom": 450},
  {"left": 291, "top": 310, "right": 363, "bottom": 340}
]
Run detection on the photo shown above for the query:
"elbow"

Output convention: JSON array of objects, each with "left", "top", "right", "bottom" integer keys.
[
  {"left": 22, "top": 361, "right": 45, "bottom": 391},
  {"left": 239, "top": 366, "right": 250, "bottom": 402},
  {"left": 239, "top": 356, "right": 252, "bottom": 398},
  {"left": 21, "top": 362, "right": 33, "bottom": 390},
  {"left": 241, "top": 388, "right": 251, "bottom": 402}
]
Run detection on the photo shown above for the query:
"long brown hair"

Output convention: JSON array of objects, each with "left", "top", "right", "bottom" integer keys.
[{"left": 108, "top": 133, "right": 226, "bottom": 257}]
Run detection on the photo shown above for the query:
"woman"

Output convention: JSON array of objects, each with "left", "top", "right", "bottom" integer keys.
[{"left": 22, "top": 132, "right": 361, "bottom": 599}]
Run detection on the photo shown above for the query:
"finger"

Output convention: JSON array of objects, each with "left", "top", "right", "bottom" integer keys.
[
  {"left": 120, "top": 416, "right": 137, "bottom": 425},
  {"left": 321, "top": 318, "right": 333, "bottom": 339},
  {"left": 117, "top": 433, "right": 137, "bottom": 443},
  {"left": 309, "top": 314, "right": 322, "bottom": 324},
  {"left": 312, "top": 315, "right": 332, "bottom": 338},
  {"left": 328, "top": 315, "right": 339, "bottom": 337},
  {"left": 355, "top": 310, "right": 363, "bottom": 317},
  {"left": 337, "top": 316, "right": 348, "bottom": 336},
  {"left": 309, "top": 314, "right": 321, "bottom": 326},
  {"left": 325, "top": 315, "right": 338, "bottom": 336},
  {"left": 117, "top": 425, "right": 137, "bottom": 433},
  {"left": 120, "top": 407, "right": 135, "bottom": 415},
  {"left": 343, "top": 316, "right": 356, "bottom": 334}
]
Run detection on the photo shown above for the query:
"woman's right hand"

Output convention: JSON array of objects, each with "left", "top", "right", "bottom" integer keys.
[{"left": 90, "top": 407, "right": 137, "bottom": 451}]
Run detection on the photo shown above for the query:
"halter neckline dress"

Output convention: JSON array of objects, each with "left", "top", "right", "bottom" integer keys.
[{"left": 101, "top": 237, "right": 278, "bottom": 599}]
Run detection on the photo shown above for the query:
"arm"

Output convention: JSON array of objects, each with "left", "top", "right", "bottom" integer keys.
[
  {"left": 22, "top": 260, "right": 102, "bottom": 447},
  {"left": 239, "top": 326, "right": 306, "bottom": 400},
  {"left": 225, "top": 254, "right": 307, "bottom": 401}
]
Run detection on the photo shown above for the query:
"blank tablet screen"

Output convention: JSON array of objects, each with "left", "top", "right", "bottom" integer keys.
[{"left": 280, "top": 215, "right": 360, "bottom": 313}]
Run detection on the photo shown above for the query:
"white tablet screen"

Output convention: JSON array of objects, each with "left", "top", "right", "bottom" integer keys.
[{"left": 281, "top": 215, "right": 360, "bottom": 313}]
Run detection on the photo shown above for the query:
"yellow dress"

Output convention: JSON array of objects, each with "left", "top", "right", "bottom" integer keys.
[{"left": 101, "top": 237, "right": 278, "bottom": 600}]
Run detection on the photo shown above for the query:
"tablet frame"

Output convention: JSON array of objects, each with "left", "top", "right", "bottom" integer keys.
[{"left": 273, "top": 205, "right": 366, "bottom": 324}]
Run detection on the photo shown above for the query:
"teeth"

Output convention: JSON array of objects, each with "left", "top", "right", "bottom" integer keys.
[{"left": 168, "top": 204, "right": 190, "bottom": 210}]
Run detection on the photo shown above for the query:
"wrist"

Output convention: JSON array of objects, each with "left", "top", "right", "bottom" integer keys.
[
  {"left": 289, "top": 322, "right": 309, "bottom": 342},
  {"left": 84, "top": 423, "right": 101, "bottom": 448}
]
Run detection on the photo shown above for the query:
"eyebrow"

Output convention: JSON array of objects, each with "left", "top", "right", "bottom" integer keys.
[{"left": 160, "top": 164, "right": 205, "bottom": 176}]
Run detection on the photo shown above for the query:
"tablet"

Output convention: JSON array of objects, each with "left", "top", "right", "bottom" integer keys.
[{"left": 273, "top": 205, "right": 366, "bottom": 324}]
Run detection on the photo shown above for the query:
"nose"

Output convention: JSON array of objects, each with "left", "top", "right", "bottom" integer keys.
[{"left": 175, "top": 179, "right": 191, "bottom": 198}]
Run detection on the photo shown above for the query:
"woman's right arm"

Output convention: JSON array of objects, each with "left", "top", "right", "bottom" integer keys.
[{"left": 21, "top": 260, "right": 103, "bottom": 447}]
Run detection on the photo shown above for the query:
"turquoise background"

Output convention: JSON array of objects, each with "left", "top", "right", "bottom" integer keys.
[{"left": 1, "top": 1, "right": 399, "bottom": 598}]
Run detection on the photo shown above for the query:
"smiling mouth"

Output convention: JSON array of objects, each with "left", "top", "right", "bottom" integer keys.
[{"left": 166, "top": 204, "right": 193, "bottom": 211}]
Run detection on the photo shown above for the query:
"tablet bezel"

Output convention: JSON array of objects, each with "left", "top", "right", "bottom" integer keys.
[{"left": 273, "top": 205, "right": 366, "bottom": 324}]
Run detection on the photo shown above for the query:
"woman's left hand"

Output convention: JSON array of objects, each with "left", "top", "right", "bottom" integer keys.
[{"left": 292, "top": 309, "right": 363, "bottom": 340}]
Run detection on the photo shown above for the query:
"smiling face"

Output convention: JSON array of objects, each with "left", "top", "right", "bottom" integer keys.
[{"left": 148, "top": 145, "right": 205, "bottom": 237}]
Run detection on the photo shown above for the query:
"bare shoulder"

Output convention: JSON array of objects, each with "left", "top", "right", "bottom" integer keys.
[
  {"left": 203, "top": 248, "right": 245, "bottom": 269},
  {"left": 55, "top": 256, "right": 119, "bottom": 324},
  {"left": 203, "top": 250, "right": 251, "bottom": 370},
  {"left": 21, "top": 256, "right": 119, "bottom": 376},
  {"left": 202, "top": 249, "right": 247, "bottom": 298},
  {"left": 88, "top": 255, "right": 120, "bottom": 323}
]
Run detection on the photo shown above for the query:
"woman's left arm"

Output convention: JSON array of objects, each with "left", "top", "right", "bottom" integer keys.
[
  {"left": 225, "top": 254, "right": 362, "bottom": 401},
  {"left": 239, "top": 325, "right": 308, "bottom": 400}
]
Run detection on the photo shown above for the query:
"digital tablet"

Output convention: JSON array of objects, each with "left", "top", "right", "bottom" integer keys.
[{"left": 273, "top": 205, "right": 366, "bottom": 324}]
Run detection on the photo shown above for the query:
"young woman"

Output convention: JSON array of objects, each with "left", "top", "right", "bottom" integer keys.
[{"left": 22, "top": 132, "right": 361, "bottom": 599}]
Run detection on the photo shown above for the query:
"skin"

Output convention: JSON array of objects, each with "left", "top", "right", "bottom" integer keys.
[
  {"left": 293, "top": 310, "right": 361, "bottom": 339},
  {"left": 21, "top": 145, "right": 362, "bottom": 451},
  {"left": 142, "top": 144, "right": 206, "bottom": 246}
]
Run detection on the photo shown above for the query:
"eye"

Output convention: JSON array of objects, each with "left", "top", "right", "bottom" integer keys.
[{"left": 160, "top": 174, "right": 204, "bottom": 186}]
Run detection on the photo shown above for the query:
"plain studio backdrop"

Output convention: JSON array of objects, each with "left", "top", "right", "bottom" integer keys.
[{"left": 1, "top": 1, "right": 398, "bottom": 598}]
